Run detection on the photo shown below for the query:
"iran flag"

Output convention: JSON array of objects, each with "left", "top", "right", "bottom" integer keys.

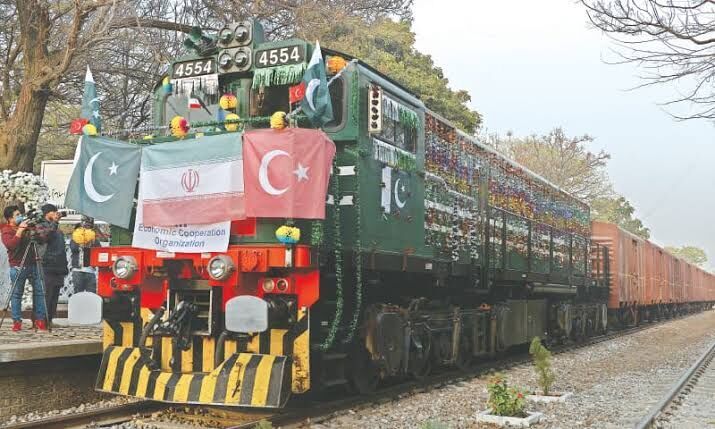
[
  {"left": 139, "top": 133, "right": 246, "bottom": 226},
  {"left": 243, "top": 128, "right": 336, "bottom": 219}
]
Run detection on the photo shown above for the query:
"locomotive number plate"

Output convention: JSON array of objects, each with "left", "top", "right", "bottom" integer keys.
[
  {"left": 255, "top": 45, "right": 305, "bottom": 68},
  {"left": 172, "top": 58, "right": 216, "bottom": 78}
]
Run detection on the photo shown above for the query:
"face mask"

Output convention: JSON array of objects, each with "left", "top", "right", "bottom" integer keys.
[{"left": 14, "top": 215, "right": 26, "bottom": 224}]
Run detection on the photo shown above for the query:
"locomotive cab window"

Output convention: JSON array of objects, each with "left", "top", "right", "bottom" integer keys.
[{"left": 250, "top": 77, "right": 345, "bottom": 128}]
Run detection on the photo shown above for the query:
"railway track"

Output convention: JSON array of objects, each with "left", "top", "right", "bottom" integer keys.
[
  {"left": 0, "top": 400, "right": 165, "bottom": 429},
  {"left": 635, "top": 338, "right": 715, "bottom": 429},
  {"left": 0, "top": 313, "right": 698, "bottom": 429}
]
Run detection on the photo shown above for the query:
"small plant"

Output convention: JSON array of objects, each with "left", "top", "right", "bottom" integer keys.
[
  {"left": 529, "top": 336, "right": 555, "bottom": 396},
  {"left": 486, "top": 373, "right": 526, "bottom": 417},
  {"left": 253, "top": 420, "right": 273, "bottom": 429}
]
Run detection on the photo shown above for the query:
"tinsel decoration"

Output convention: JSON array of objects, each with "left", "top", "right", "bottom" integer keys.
[
  {"left": 219, "top": 93, "right": 237, "bottom": 110},
  {"left": 310, "top": 220, "right": 323, "bottom": 246},
  {"left": 170, "top": 116, "right": 190, "bottom": 138},
  {"left": 82, "top": 123, "right": 98, "bottom": 136},
  {"left": 398, "top": 106, "right": 419, "bottom": 131},
  {"left": 252, "top": 63, "right": 307, "bottom": 89},
  {"left": 70, "top": 118, "right": 89, "bottom": 135},
  {"left": 326, "top": 55, "right": 348, "bottom": 75},
  {"left": 72, "top": 227, "right": 97, "bottom": 246},
  {"left": 373, "top": 138, "right": 417, "bottom": 172},
  {"left": 382, "top": 96, "right": 419, "bottom": 131},
  {"left": 342, "top": 161, "right": 362, "bottom": 344},
  {"left": 424, "top": 112, "right": 590, "bottom": 243},
  {"left": 319, "top": 160, "right": 343, "bottom": 351},
  {"left": 275, "top": 225, "right": 301, "bottom": 244},
  {"left": 162, "top": 77, "right": 172, "bottom": 94},
  {"left": 270, "top": 111, "right": 287, "bottom": 130},
  {"left": 224, "top": 113, "right": 240, "bottom": 132},
  {"left": 171, "top": 75, "right": 219, "bottom": 105}
]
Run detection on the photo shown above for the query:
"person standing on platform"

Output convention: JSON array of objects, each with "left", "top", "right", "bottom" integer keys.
[
  {"left": 37, "top": 204, "right": 68, "bottom": 326},
  {"left": 1, "top": 205, "right": 48, "bottom": 331},
  {"left": 70, "top": 216, "right": 101, "bottom": 294}
]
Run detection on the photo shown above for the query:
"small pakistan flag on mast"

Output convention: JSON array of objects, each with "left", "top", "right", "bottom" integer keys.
[
  {"left": 65, "top": 137, "right": 141, "bottom": 228},
  {"left": 301, "top": 41, "right": 333, "bottom": 127},
  {"left": 81, "top": 66, "right": 101, "bottom": 133}
]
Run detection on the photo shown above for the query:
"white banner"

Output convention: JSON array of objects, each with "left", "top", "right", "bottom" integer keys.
[
  {"left": 131, "top": 189, "right": 230, "bottom": 253},
  {"left": 41, "top": 160, "right": 75, "bottom": 208}
]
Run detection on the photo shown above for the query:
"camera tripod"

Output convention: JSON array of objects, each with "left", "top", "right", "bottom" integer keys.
[{"left": 0, "top": 238, "right": 52, "bottom": 333}]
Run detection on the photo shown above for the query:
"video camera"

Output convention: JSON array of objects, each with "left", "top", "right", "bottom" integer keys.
[
  {"left": 17, "top": 210, "right": 45, "bottom": 228},
  {"left": 16, "top": 208, "right": 67, "bottom": 228}
]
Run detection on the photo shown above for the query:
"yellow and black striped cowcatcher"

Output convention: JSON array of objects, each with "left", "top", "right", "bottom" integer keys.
[{"left": 96, "top": 346, "right": 291, "bottom": 407}]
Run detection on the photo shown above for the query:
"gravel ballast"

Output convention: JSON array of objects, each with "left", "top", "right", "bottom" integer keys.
[{"left": 314, "top": 310, "right": 715, "bottom": 429}]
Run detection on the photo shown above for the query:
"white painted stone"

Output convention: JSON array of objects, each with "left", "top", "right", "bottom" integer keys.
[
  {"left": 526, "top": 391, "right": 573, "bottom": 403},
  {"left": 475, "top": 409, "right": 544, "bottom": 428}
]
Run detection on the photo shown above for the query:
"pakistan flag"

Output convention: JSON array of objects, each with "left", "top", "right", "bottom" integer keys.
[
  {"left": 301, "top": 41, "right": 333, "bottom": 127},
  {"left": 65, "top": 137, "right": 141, "bottom": 228}
]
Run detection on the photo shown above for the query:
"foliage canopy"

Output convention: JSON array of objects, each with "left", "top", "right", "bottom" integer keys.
[{"left": 664, "top": 245, "right": 708, "bottom": 267}]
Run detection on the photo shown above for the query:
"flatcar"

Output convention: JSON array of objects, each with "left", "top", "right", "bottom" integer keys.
[{"left": 73, "top": 19, "right": 714, "bottom": 408}]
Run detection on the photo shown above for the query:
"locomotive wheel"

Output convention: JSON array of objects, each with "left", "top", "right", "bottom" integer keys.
[{"left": 348, "top": 344, "right": 380, "bottom": 394}]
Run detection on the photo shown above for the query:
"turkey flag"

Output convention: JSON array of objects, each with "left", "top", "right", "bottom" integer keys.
[{"left": 243, "top": 128, "right": 336, "bottom": 219}]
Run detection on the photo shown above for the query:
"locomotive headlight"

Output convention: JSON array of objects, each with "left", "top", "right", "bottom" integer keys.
[
  {"left": 218, "top": 27, "right": 234, "bottom": 45},
  {"left": 262, "top": 278, "right": 275, "bottom": 293},
  {"left": 234, "top": 49, "right": 250, "bottom": 68},
  {"left": 208, "top": 255, "right": 235, "bottom": 281},
  {"left": 276, "top": 278, "right": 289, "bottom": 292},
  {"left": 112, "top": 256, "right": 138, "bottom": 279},
  {"left": 218, "top": 52, "right": 233, "bottom": 68},
  {"left": 235, "top": 23, "right": 250, "bottom": 44}
]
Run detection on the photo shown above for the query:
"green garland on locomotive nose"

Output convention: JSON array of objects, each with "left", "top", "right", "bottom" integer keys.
[
  {"left": 317, "top": 151, "right": 364, "bottom": 350},
  {"left": 319, "top": 158, "right": 344, "bottom": 351}
]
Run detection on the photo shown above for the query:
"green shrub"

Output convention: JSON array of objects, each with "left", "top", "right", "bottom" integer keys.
[
  {"left": 486, "top": 374, "right": 526, "bottom": 417},
  {"left": 529, "top": 336, "right": 555, "bottom": 395}
]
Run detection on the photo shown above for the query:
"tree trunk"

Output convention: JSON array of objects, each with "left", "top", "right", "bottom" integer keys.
[
  {"left": 0, "top": 84, "right": 50, "bottom": 172},
  {"left": 0, "top": 0, "right": 52, "bottom": 173}
]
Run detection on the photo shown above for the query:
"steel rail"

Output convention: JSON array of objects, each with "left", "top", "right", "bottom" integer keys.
[
  {"left": 0, "top": 400, "right": 165, "bottom": 429},
  {"left": 633, "top": 338, "right": 715, "bottom": 429},
  {"left": 226, "top": 315, "right": 694, "bottom": 429},
  {"left": 0, "top": 313, "right": 699, "bottom": 429}
]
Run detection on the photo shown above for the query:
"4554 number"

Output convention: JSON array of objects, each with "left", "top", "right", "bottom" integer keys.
[
  {"left": 173, "top": 59, "right": 215, "bottom": 78},
  {"left": 255, "top": 46, "right": 304, "bottom": 68}
]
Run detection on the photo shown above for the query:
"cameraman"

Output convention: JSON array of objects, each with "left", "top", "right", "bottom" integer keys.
[
  {"left": 1, "top": 206, "right": 48, "bottom": 331},
  {"left": 37, "top": 204, "right": 68, "bottom": 326}
]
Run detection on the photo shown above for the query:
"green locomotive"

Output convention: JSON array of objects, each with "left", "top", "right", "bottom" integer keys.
[{"left": 92, "top": 19, "right": 610, "bottom": 406}]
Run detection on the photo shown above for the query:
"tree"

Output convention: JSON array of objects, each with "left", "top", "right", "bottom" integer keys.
[
  {"left": 295, "top": 17, "right": 481, "bottom": 132},
  {"left": 4, "top": 0, "right": 459, "bottom": 172},
  {"left": 581, "top": 0, "right": 715, "bottom": 120},
  {"left": 591, "top": 195, "right": 650, "bottom": 239},
  {"left": 664, "top": 245, "right": 707, "bottom": 266},
  {"left": 0, "top": 0, "right": 198, "bottom": 172},
  {"left": 485, "top": 127, "right": 612, "bottom": 202}
]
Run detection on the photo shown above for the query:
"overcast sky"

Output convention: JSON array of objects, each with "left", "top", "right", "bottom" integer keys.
[{"left": 412, "top": 0, "right": 715, "bottom": 268}]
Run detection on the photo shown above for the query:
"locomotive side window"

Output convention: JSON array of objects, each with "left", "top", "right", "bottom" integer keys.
[
  {"left": 324, "top": 77, "right": 345, "bottom": 130},
  {"left": 378, "top": 94, "right": 417, "bottom": 153}
]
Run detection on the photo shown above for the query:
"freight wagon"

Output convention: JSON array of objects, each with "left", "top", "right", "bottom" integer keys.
[
  {"left": 592, "top": 221, "right": 715, "bottom": 326},
  {"left": 68, "top": 19, "right": 713, "bottom": 409}
]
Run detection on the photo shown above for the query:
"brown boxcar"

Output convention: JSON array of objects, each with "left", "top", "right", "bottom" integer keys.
[{"left": 591, "top": 221, "right": 715, "bottom": 325}]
